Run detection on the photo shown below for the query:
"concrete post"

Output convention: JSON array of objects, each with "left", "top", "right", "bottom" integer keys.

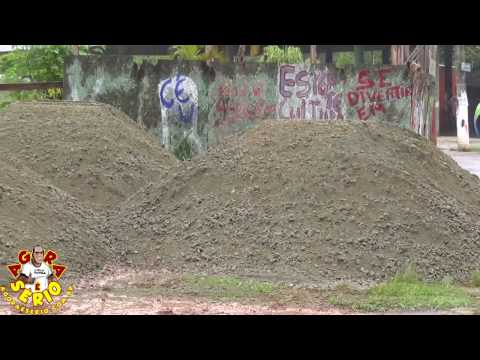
[{"left": 455, "top": 45, "right": 469, "bottom": 150}]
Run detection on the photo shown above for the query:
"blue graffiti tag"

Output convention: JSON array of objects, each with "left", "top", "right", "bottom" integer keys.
[
  {"left": 160, "top": 78, "right": 174, "bottom": 109},
  {"left": 160, "top": 74, "right": 196, "bottom": 124},
  {"left": 175, "top": 74, "right": 190, "bottom": 103},
  {"left": 178, "top": 103, "right": 195, "bottom": 124}
]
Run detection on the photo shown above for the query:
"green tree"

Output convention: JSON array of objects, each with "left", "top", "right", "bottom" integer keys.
[
  {"left": 171, "top": 45, "right": 226, "bottom": 62},
  {"left": 0, "top": 45, "right": 87, "bottom": 107},
  {"left": 263, "top": 45, "right": 303, "bottom": 64},
  {"left": 465, "top": 45, "right": 480, "bottom": 71},
  {"left": 334, "top": 52, "right": 355, "bottom": 69}
]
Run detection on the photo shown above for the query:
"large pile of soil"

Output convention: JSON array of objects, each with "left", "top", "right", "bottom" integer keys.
[
  {"left": 0, "top": 101, "right": 177, "bottom": 283},
  {"left": 0, "top": 102, "right": 177, "bottom": 209},
  {"left": 0, "top": 159, "right": 115, "bottom": 283},
  {"left": 109, "top": 120, "right": 480, "bottom": 286}
]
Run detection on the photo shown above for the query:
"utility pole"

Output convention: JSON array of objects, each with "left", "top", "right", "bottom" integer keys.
[
  {"left": 443, "top": 45, "right": 454, "bottom": 134},
  {"left": 455, "top": 45, "right": 469, "bottom": 150}
]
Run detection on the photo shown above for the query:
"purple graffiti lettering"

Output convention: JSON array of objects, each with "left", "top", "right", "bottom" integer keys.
[
  {"left": 279, "top": 65, "right": 296, "bottom": 98},
  {"left": 175, "top": 75, "right": 189, "bottom": 103},
  {"left": 160, "top": 78, "right": 174, "bottom": 109},
  {"left": 295, "top": 71, "right": 311, "bottom": 98}
]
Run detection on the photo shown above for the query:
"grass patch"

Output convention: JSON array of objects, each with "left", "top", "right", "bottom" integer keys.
[
  {"left": 183, "top": 275, "right": 279, "bottom": 300},
  {"left": 472, "top": 271, "right": 480, "bottom": 287},
  {"left": 329, "top": 268, "right": 474, "bottom": 312}
]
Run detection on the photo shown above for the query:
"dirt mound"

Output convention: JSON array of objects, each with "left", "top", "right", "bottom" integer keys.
[
  {"left": 0, "top": 160, "right": 116, "bottom": 283},
  {"left": 109, "top": 120, "right": 480, "bottom": 286},
  {"left": 0, "top": 101, "right": 177, "bottom": 209}
]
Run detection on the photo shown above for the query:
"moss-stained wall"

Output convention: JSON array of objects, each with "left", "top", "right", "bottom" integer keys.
[{"left": 64, "top": 56, "right": 429, "bottom": 154}]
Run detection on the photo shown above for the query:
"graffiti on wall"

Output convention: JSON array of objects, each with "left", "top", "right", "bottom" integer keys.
[
  {"left": 277, "top": 65, "right": 344, "bottom": 121},
  {"left": 158, "top": 74, "right": 202, "bottom": 151},
  {"left": 345, "top": 67, "right": 412, "bottom": 121},
  {"left": 64, "top": 56, "right": 432, "bottom": 156},
  {"left": 210, "top": 77, "right": 277, "bottom": 128},
  {"left": 277, "top": 65, "right": 413, "bottom": 125}
]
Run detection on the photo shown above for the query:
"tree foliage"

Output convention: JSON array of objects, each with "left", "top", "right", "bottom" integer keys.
[
  {"left": 171, "top": 45, "right": 226, "bottom": 63},
  {"left": 465, "top": 45, "right": 480, "bottom": 71},
  {"left": 0, "top": 45, "right": 87, "bottom": 107},
  {"left": 263, "top": 46, "right": 304, "bottom": 64}
]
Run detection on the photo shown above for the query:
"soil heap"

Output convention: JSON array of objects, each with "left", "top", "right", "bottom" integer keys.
[
  {"left": 0, "top": 101, "right": 177, "bottom": 210},
  {"left": 0, "top": 159, "right": 115, "bottom": 283},
  {"left": 109, "top": 120, "right": 480, "bottom": 286}
]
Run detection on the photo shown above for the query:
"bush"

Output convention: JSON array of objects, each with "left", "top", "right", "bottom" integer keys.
[{"left": 173, "top": 135, "right": 193, "bottom": 161}]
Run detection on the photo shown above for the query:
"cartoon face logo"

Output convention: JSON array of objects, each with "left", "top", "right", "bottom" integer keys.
[{"left": 2, "top": 246, "right": 74, "bottom": 315}]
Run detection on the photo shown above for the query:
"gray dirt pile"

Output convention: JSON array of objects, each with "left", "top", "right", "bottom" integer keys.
[
  {"left": 0, "top": 159, "right": 116, "bottom": 283},
  {"left": 109, "top": 120, "right": 480, "bottom": 286},
  {"left": 0, "top": 101, "right": 177, "bottom": 210}
]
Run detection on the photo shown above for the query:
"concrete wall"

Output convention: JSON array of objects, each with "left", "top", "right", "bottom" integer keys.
[{"left": 64, "top": 56, "right": 429, "bottom": 153}]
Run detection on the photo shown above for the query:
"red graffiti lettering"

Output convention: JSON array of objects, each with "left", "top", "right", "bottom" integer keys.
[
  {"left": 386, "top": 86, "right": 400, "bottom": 100},
  {"left": 218, "top": 85, "right": 227, "bottom": 97},
  {"left": 265, "top": 104, "right": 277, "bottom": 114},
  {"left": 347, "top": 92, "right": 359, "bottom": 106},
  {"left": 216, "top": 101, "right": 226, "bottom": 112},
  {"left": 367, "top": 91, "right": 377, "bottom": 102},
  {"left": 356, "top": 103, "right": 386, "bottom": 121},
  {"left": 357, "top": 107, "right": 368, "bottom": 121},
  {"left": 379, "top": 68, "right": 392, "bottom": 88},
  {"left": 356, "top": 69, "right": 375, "bottom": 90}
]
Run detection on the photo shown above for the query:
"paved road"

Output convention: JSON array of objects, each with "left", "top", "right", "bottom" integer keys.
[{"left": 437, "top": 137, "right": 480, "bottom": 178}]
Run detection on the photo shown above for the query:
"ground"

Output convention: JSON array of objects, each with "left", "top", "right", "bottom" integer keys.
[
  {"left": 437, "top": 137, "right": 480, "bottom": 178},
  {"left": 2, "top": 106, "right": 480, "bottom": 315}
]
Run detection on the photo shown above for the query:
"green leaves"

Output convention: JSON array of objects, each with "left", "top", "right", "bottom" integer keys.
[
  {"left": 263, "top": 45, "right": 304, "bottom": 64},
  {"left": 475, "top": 102, "right": 480, "bottom": 122},
  {"left": 0, "top": 45, "right": 81, "bottom": 82},
  {"left": 465, "top": 45, "right": 480, "bottom": 71},
  {"left": 171, "top": 45, "right": 205, "bottom": 60},
  {"left": 0, "top": 45, "right": 85, "bottom": 106}
]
